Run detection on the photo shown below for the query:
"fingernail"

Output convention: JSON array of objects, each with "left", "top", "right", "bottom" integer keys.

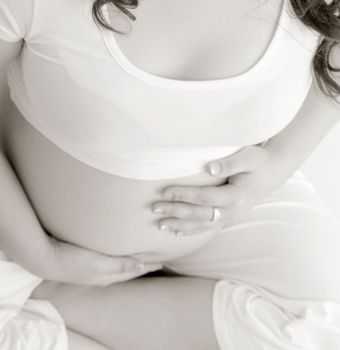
[
  {"left": 159, "top": 224, "right": 169, "bottom": 231},
  {"left": 163, "top": 192, "right": 174, "bottom": 200},
  {"left": 208, "top": 162, "right": 221, "bottom": 175},
  {"left": 133, "top": 263, "right": 145, "bottom": 273},
  {"left": 146, "top": 263, "right": 163, "bottom": 271},
  {"left": 152, "top": 207, "right": 165, "bottom": 214}
]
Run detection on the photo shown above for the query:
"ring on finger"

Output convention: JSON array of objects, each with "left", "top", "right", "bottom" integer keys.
[{"left": 210, "top": 206, "right": 221, "bottom": 222}]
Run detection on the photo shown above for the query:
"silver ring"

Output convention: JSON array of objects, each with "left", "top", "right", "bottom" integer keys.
[{"left": 210, "top": 207, "right": 221, "bottom": 222}]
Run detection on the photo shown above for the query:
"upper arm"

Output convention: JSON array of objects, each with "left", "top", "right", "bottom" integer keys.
[
  {"left": 307, "top": 75, "right": 340, "bottom": 127},
  {"left": 0, "top": 40, "right": 23, "bottom": 133},
  {"left": 0, "top": 0, "right": 35, "bottom": 121},
  {"left": 0, "top": 41, "right": 19, "bottom": 127},
  {"left": 0, "top": 39, "right": 23, "bottom": 69},
  {"left": 302, "top": 42, "right": 340, "bottom": 127}
]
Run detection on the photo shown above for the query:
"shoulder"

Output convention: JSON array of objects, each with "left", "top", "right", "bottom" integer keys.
[{"left": 0, "top": 0, "right": 36, "bottom": 43}]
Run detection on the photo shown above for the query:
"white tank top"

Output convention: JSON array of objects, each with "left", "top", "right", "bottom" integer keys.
[{"left": 0, "top": 0, "right": 320, "bottom": 179}]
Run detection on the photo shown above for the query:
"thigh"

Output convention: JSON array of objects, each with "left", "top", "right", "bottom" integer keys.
[
  {"left": 67, "top": 330, "right": 110, "bottom": 350},
  {"left": 164, "top": 171, "right": 340, "bottom": 301}
]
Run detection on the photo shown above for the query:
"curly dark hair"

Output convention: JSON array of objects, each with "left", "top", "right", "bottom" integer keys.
[{"left": 92, "top": 0, "right": 340, "bottom": 102}]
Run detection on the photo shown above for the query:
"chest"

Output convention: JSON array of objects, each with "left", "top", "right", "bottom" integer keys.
[
  {"left": 16, "top": 0, "right": 317, "bottom": 149},
  {"left": 109, "top": 0, "right": 282, "bottom": 80}
]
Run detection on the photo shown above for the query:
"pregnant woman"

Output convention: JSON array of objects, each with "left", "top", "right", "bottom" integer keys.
[{"left": 1, "top": 0, "right": 340, "bottom": 349}]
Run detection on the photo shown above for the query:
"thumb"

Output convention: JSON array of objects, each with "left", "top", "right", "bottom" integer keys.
[{"left": 207, "top": 147, "right": 251, "bottom": 178}]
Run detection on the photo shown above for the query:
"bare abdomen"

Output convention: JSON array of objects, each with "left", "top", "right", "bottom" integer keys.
[{"left": 2, "top": 101, "right": 224, "bottom": 262}]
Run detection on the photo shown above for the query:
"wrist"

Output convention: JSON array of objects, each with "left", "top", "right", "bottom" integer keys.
[
  {"left": 28, "top": 236, "right": 61, "bottom": 280},
  {"left": 39, "top": 237, "right": 67, "bottom": 280}
]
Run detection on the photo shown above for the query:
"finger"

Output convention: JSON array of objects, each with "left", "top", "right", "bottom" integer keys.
[
  {"left": 206, "top": 146, "right": 257, "bottom": 178},
  {"left": 111, "top": 262, "right": 163, "bottom": 277},
  {"left": 136, "top": 262, "right": 163, "bottom": 274},
  {"left": 96, "top": 262, "right": 163, "bottom": 286},
  {"left": 152, "top": 201, "right": 215, "bottom": 221},
  {"left": 111, "top": 258, "right": 163, "bottom": 275},
  {"left": 97, "top": 255, "right": 147, "bottom": 274},
  {"left": 162, "top": 185, "right": 236, "bottom": 206},
  {"left": 158, "top": 217, "right": 219, "bottom": 236},
  {"left": 157, "top": 200, "right": 248, "bottom": 235}
]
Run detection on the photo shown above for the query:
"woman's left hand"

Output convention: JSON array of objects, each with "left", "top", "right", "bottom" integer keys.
[{"left": 151, "top": 144, "right": 291, "bottom": 236}]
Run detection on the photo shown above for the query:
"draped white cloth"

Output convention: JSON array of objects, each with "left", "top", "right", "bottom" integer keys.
[
  {"left": 165, "top": 171, "right": 340, "bottom": 349},
  {"left": 0, "top": 251, "right": 67, "bottom": 349}
]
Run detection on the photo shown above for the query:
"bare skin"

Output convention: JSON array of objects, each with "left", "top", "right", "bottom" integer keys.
[
  {"left": 32, "top": 276, "right": 219, "bottom": 350},
  {"left": 1, "top": 0, "right": 283, "bottom": 261},
  {"left": 4, "top": 0, "right": 339, "bottom": 349}
]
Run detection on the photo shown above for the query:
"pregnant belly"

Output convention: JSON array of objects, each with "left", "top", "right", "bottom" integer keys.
[{"left": 2, "top": 102, "right": 226, "bottom": 262}]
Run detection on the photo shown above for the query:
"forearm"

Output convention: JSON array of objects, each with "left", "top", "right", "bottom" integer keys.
[
  {"left": 0, "top": 150, "right": 53, "bottom": 273},
  {"left": 266, "top": 81, "right": 339, "bottom": 171},
  {"left": 33, "top": 276, "right": 219, "bottom": 350}
]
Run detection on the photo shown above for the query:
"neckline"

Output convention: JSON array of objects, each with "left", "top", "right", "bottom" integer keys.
[{"left": 101, "top": 0, "right": 289, "bottom": 90}]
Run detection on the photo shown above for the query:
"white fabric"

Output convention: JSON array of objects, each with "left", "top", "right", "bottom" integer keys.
[
  {"left": 0, "top": 251, "right": 67, "bottom": 350},
  {"left": 0, "top": 171, "right": 339, "bottom": 350},
  {"left": 1, "top": 1, "right": 337, "bottom": 347},
  {"left": 164, "top": 171, "right": 340, "bottom": 349},
  {"left": 0, "top": 0, "right": 321, "bottom": 179}
]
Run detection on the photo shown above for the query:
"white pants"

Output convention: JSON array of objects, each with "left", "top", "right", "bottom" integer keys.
[
  {"left": 1, "top": 171, "right": 340, "bottom": 349},
  {"left": 165, "top": 171, "right": 340, "bottom": 349}
]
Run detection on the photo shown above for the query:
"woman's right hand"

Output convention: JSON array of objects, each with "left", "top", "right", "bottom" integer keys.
[
  {"left": 39, "top": 237, "right": 163, "bottom": 286},
  {"left": 0, "top": 150, "right": 162, "bottom": 287}
]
